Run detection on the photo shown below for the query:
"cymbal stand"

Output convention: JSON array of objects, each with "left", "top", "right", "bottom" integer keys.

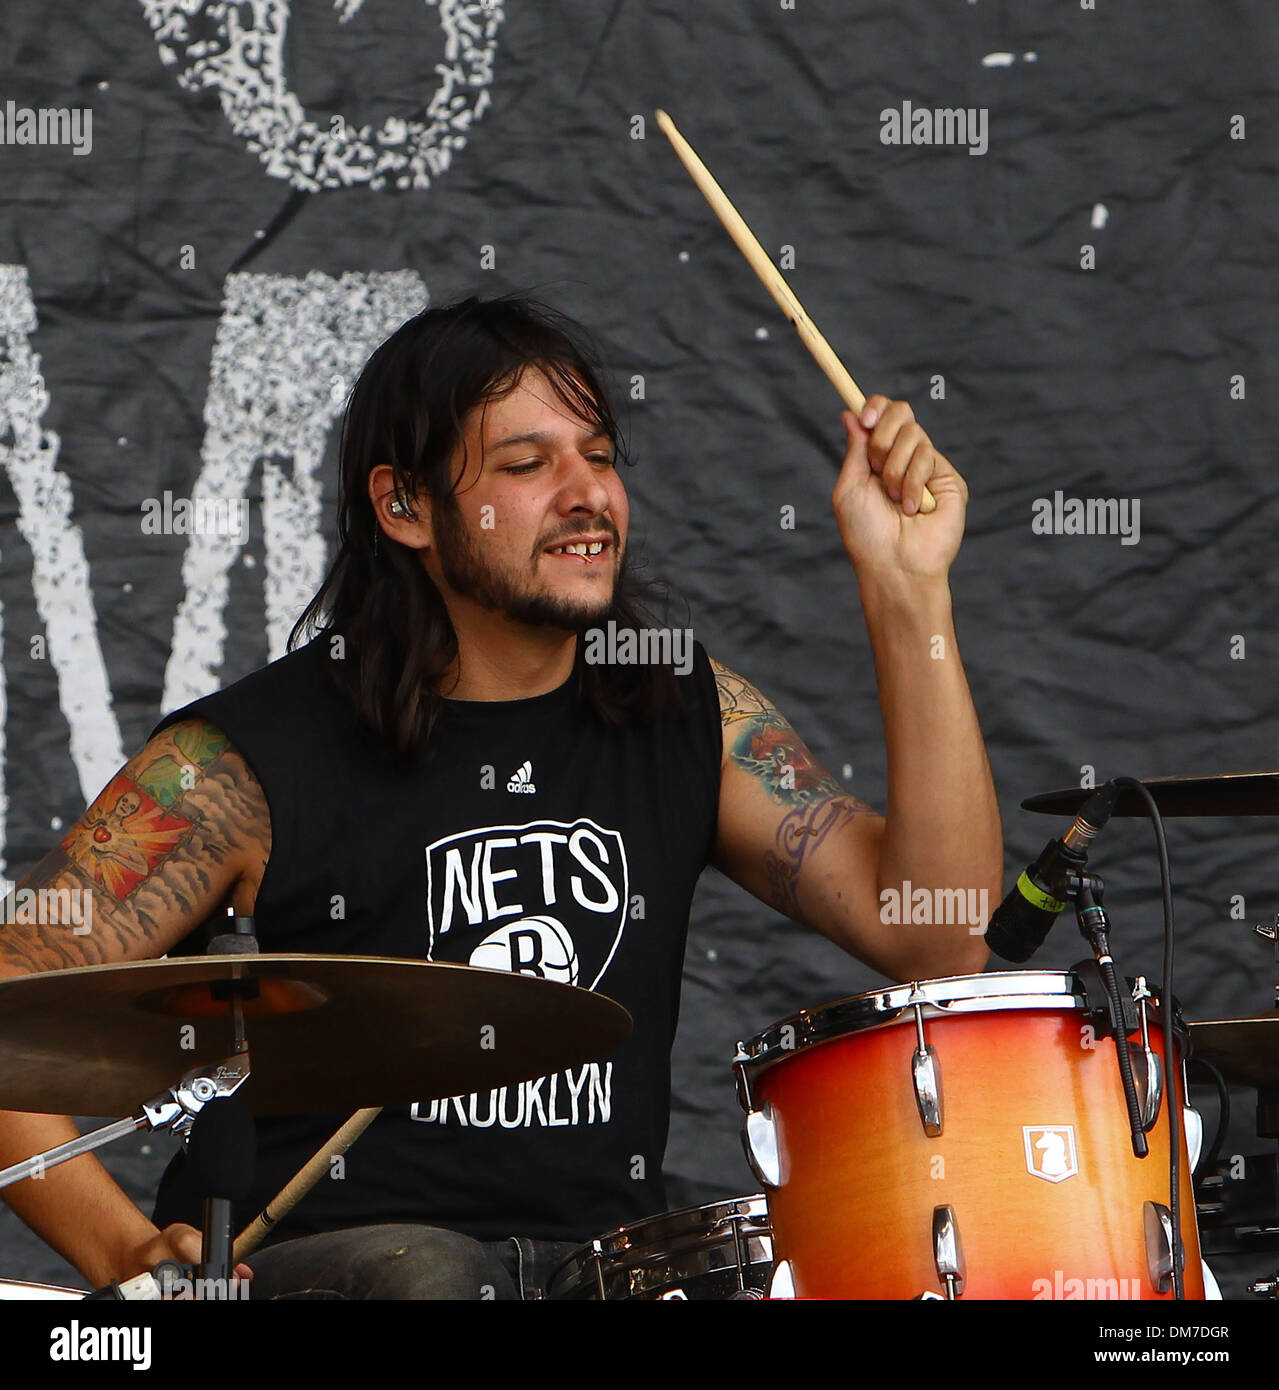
[{"left": 0, "top": 1049, "right": 252, "bottom": 1192}]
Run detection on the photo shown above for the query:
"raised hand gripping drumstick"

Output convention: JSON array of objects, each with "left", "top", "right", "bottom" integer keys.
[
  {"left": 233, "top": 1106, "right": 381, "bottom": 1261},
  {"left": 654, "top": 108, "right": 937, "bottom": 515}
]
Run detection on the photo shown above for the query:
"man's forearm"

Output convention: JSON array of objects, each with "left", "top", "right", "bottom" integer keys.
[
  {"left": 0, "top": 1109, "right": 159, "bottom": 1286},
  {"left": 860, "top": 570, "right": 1002, "bottom": 978}
]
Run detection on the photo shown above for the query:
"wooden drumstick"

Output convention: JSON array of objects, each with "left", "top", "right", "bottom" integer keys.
[
  {"left": 232, "top": 1106, "right": 381, "bottom": 1261},
  {"left": 654, "top": 108, "right": 937, "bottom": 515}
]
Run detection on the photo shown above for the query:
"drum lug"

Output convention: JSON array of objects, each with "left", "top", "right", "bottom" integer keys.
[
  {"left": 1127, "top": 1042, "right": 1163, "bottom": 1131},
  {"left": 1129, "top": 977, "right": 1164, "bottom": 1131},
  {"left": 932, "top": 1205, "right": 965, "bottom": 1299},
  {"left": 911, "top": 1000, "right": 943, "bottom": 1137},
  {"left": 742, "top": 1100, "right": 781, "bottom": 1189},
  {"left": 1143, "top": 1200, "right": 1183, "bottom": 1294}
]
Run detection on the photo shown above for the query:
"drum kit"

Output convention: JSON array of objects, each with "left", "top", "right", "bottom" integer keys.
[
  {"left": 0, "top": 772, "right": 1277, "bottom": 1301},
  {"left": 554, "top": 772, "right": 1279, "bottom": 1302}
]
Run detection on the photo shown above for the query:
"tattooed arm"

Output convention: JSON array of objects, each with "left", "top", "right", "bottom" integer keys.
[
  {"left": 712, "top": 399, "right": 1001, "bottom": 980},
  {"left": 711, "top": 657, "right": 995, "bottom": 982},
  {"left": 0, "top": 719, "right": 268, "bottom": 975},
  {"left": 0, "top": 718, "right": 270, "bottom": 1284}
]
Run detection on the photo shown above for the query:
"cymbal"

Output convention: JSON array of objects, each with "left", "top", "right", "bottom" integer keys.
[
  {"left": 0, "top": 955, "right": 632, "bottom": 1117},
  {"left": 1190, "top": 1017, "right": 1279, "bottom": 1089},
  {"left": 1022, "top": 773, "right": 1279, "bottom": 819}
]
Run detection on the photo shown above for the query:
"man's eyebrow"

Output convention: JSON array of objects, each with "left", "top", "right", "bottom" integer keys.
[{"left": 484, "top": 428, "right": 611, "bottom": 454}]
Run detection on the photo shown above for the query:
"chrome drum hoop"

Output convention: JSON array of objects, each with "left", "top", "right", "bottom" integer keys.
[{"left": 737, "top": 971, "right": 1090, "bottom": 1087}]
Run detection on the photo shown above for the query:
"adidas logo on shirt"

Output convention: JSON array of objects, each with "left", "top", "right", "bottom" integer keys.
[{"left": 506, "top": 760, "right": 537, "bottom": 794}]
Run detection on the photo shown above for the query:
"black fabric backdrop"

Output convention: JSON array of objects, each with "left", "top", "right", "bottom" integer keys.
[{"left": 1, "top": 0, "right": 1277, "bottom": 1290}]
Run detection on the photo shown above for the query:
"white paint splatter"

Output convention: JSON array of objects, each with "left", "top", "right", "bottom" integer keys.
[
  {"left": 1024, "top": 52, "right": 1038, "bottom": 62},
  {"left": 0, "top": 266, "right": 123, "bottom": 817},
  {"left": 678, "top": 251, "right": 690, "bottom": 263},
  {"left": 163, "top": 269, "right": 428, "bottom": 711},
  {"left": 138, "top": 0, "right": 506, "bottom": 193},
  {"left": 1091, "top": 203, "right": 1109, "bottom": 229},
  {"left": 982, "top": 52, "right": 1016, "bottom": 67},
  {"left": 754, "top": 327, "right": 770, "bottom": 340}
]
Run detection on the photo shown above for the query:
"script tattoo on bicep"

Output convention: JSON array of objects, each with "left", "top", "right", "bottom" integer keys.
[
  {"left": 764, "top": 796, "right": 868, "bottom": 920},
  {"left": 0, "top": 720, "right": 268, "bottom": 974}
]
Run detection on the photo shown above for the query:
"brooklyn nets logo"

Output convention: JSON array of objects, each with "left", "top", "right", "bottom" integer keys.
[
  {"left": 424, "top": 818, "right": 629, "bottom": 991},
  {"left": 469, "top": 915, "right": 579, "bottom": 986}
]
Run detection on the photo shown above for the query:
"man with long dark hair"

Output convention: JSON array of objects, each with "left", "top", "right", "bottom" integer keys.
[{"left": 0, "top": 292, "right": 1000, "bottom": 1298}]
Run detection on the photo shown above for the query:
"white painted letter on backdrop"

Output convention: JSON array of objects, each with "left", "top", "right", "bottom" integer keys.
[
  {"left": 163, "top": 270, "right": 428, "bottom": 711},
  {"left": 138, "top": 0, "right": 505, "bottom": 192},
  {"left": 0, "top": 265, "right": 123, "bottom": 841}
]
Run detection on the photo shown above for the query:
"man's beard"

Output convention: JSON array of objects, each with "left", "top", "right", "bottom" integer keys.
[{"left": 434, "top": 509, "right": 617, "bottom": 633}]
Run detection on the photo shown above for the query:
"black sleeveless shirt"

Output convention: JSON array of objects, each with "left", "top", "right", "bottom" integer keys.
[{"left": 150, "top": 637, "right": 721, "bottom": 1243}]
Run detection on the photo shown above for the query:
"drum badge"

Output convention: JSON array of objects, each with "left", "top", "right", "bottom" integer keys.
[{"left": 1022, "top": 1126, "right": 1078, "bottom": 1183}]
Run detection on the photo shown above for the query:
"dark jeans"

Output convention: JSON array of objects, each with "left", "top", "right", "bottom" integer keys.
[{"left": 245, "top": 1224, "right": 583, "bottom": 1300}]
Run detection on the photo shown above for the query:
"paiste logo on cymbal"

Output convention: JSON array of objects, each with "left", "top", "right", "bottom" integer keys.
[{"left": 1023, "top": 1125, "right": 1078, "bottom": 1183}]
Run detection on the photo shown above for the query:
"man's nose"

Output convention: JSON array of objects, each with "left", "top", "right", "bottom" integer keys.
[{"left": 556, "top": 451, "right": 613, "bottom": 515}]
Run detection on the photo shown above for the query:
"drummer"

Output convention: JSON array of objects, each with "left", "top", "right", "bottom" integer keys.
[{"left": 0, "top": 294, "right": 1001, "bottom": 1298}]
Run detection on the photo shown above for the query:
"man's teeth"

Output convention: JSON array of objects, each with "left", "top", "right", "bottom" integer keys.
[{"left": 549, "top": 541, "right": 605, "bottom": 557}]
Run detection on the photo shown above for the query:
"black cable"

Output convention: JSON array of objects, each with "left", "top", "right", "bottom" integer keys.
[
  {"left": 1097, "top": 950, "right": 1150, "bottom": 1158},
  {"left": 1112, "top": 777, "right": 1183, "bottom": 1300},
  {"left": 1078, "top": 876, "right": 1150, "bottom": 1158},
  {"left": 1187, "top": 1056, "right": 1230, "bottom": 1181}
]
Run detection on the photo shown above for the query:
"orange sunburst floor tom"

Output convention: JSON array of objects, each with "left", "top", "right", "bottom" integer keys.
[{"left": 734, "top": 971, "right": 1206, "bottom": 1300}]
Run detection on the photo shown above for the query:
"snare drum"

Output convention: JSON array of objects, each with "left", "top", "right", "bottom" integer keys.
[
  {"left": 549, "top": 1196, "right": 773, "bottom": 1299},
  {"left": 735, "top": 971, "right": 1205, "bottom": 1300}
]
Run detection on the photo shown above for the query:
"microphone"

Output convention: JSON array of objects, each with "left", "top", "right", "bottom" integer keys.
[{"left": 985, "top": 781, "right": 1119, "bottom": 962}]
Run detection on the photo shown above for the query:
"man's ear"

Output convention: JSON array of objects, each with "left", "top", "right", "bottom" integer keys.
[{"left": 368, "top": 463, "right": 432, "bottom": 549}]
